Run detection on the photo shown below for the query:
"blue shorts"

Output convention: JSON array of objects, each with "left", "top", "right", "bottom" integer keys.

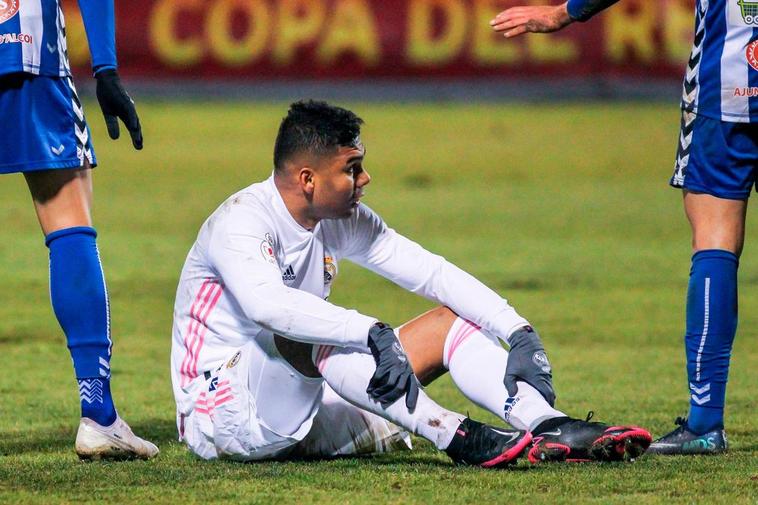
[
  {"left": 671, "top": 111, "right": 758, "bottom": 200},
  {"left": 0, "top": 73, "right": 96, "bottom": 174}
]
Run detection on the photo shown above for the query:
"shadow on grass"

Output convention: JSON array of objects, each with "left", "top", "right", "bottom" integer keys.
[
  {"left": 0, "top": 328, "right": 61, "bottom": 347},
  {"left": 0, "top": 417, "right": 177, "bottom": 456}
]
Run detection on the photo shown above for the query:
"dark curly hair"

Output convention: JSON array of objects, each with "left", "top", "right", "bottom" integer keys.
[{"left": 273, "top": 100, "right": 364, "bottom": 171}]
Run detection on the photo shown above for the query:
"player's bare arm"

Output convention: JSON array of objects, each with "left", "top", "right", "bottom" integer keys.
[
  {"left": 490, "top": 0, "right": 621, "bottom": 38},
  {"left": 490, "top": 3, "right": 573, "bottom": 38}
]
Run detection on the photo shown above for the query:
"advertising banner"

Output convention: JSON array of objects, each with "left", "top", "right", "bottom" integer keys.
[{"left": 63, "top": 0, "right": 695, "bottom": 80}]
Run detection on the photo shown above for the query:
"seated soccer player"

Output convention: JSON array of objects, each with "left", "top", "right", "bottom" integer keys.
[{"left": 170, "top": 101, "right": 651, "bottom": 465}]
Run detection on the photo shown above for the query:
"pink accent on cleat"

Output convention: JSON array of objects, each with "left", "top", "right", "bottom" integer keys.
[{"left": 480, "top": 431, "right": 533, "bottom": 468}]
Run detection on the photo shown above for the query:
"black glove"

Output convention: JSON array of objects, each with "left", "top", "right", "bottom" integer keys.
[
  {"left": 366, "top": 322, "right": 419, "bottom": 411},
  {"left": 95, "top": 69, "right": 143, "bottom": 150},
  {"left": 504, "top": 326, "right": 556, "bottom": 406}
]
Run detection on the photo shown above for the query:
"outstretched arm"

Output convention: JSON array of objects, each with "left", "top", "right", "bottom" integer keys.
[
  {"left": 343, "top": 207, "right": 555, "bottom": 405},
  {"left": 490, "top": 0, "right": 620, "bottom": 38},
  {"left": 343, "top": 207, "right": 530, "bottom": 343},
  {"left": 77, "top": 0, "right": 143, "bottom": 149}
]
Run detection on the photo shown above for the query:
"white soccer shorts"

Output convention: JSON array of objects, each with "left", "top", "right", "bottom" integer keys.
[{"left": 180, "top": 339, "right": 410, "bottom": 461}]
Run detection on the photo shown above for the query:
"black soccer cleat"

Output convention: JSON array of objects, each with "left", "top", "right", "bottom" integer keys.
[
  {"left": 528, "top": 412, "right": 652, "bottom": 463},
  {"left": 647, "top": 417, "right": 727, "bottom": 455},
  {"left": 445, "top": 418, "right": 532, "bottom": 468}
]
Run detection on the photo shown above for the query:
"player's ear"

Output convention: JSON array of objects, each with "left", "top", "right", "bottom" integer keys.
[{"left": 299, "top": 167, "right": 315, "bottom": 195}]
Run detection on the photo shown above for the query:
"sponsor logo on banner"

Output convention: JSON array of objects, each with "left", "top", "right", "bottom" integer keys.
[
  {"left": 0, "top": 0, "right": 19, "bottom": 24},
  {"left": 738, "top": 0, "right": 758, "bottom": 25}
]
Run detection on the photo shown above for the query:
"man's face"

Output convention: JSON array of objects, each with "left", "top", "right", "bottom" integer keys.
[{"left": 311, "top": 143, "right": 370, "bottom": 220}]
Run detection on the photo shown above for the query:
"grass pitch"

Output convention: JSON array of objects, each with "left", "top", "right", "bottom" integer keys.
[{"left": 0, "top": 101, "right": 755, "bottom": 504}]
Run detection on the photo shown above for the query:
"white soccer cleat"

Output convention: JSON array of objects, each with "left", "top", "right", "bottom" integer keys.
[{"left": 75, "top": 416, "right": 159, "bottom": 461}]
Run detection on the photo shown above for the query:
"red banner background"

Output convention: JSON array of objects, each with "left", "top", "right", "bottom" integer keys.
[{"left": 64, "top": 0, "right": 695, "bottom": 80}]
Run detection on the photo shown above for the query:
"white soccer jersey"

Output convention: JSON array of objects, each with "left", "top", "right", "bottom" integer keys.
[{"left": 171, "top": 175, "right": 529, "bottom": 414}]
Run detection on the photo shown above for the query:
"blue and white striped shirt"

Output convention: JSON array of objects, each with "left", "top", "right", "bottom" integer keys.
[
  {"left": 0, "top": 0, "right": 115, "bottom": 77},
  {"left": 684, "top": 0, "right": 758, "bottom": 123}
]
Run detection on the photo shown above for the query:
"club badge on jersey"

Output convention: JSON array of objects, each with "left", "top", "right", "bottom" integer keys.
[
  {"left": 0, "top": 0, "right": 73, "bottom": 77},
  {"left": 324, "top": 256, "right": 337, "bottom": 286},
  {"left": 0, "top": 1, "right": 20, "bottom": 24}
]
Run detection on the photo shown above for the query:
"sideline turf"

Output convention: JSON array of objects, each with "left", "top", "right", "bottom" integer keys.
[{"left": 0, "top": 102, "right": 755, "bottom": 504}]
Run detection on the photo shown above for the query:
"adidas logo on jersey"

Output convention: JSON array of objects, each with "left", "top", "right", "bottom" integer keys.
[{"left": 282, "top": 265, "right": 296, "bottom": 282}]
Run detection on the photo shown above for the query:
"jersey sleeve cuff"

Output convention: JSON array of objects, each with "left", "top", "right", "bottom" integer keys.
[
  {"left": 345, "top": 313, "right": 378, "bottom": 347},
  {"left": 488, "top": 307, "right": 530, "bottom": 343}
]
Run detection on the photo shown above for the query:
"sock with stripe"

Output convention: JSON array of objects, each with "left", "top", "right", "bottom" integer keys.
[
  {"left": 313, "top": 345, "right": 463, "bottom": 450},
  {"left": 46, "top": 227, "right": 117, "bottom": 427},
  {"left": 443, "top": 317, "right": 564, "bottom": 431},
  {"left": 685, "top": 249, "right": 738, "bottom": 435}
]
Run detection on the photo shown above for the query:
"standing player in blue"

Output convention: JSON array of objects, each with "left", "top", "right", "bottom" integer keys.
[
  {"left": 489, "top": 0, "right": 752, "bottom": 455},
  {"left": 0, "top": 0, "right": 157, "bottom": 459}
]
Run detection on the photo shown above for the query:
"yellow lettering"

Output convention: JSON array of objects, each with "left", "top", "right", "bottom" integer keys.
[
  {"left": 663, "top": 0, "right": 693, "bottom": 65},
  {"left": 317, "top": 0, "right": 380, "bottom": 65},
  {"left": 207, "top": 0, "right": 270, "bottom": 67},
  {"left": 605, "top": 0, "right": 656, "bottom": 63},
  {"left": 471, "top": 0, "right": 519, "bottom": 65},
  {"left": 149, "top": 0, "right": 203, "bottom": 67},
  {"left": 273, "top": 0, "right": 326, "bottom": 66},
  {"left": 407, "top": 0, "right": 467, "bottom": 65}
]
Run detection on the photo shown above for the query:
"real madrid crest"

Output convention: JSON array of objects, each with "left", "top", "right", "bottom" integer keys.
[{"left": 324, "top": 256, "right": 337, "bottom": 285}]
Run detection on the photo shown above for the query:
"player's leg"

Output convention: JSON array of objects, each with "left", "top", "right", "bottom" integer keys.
[
  {"left": 650, "top": 114, "right": 756, "bottom": 455},
  {"left": 399, "top": 307, "right": 563, "bottom": 431},
  {"left": 270, "top": 335, "right": 412, "bottom": 459},
  {"left": 648, "top": 192, "right": 744, "bottom": 455},
  {"left": 292, "top": 384, "right": 413, "bottom": 458},
  {"left": 429, "top": 308, "right": 651, "bottom": 462},
  {"left": 24, "top": 166, "right": 156, "bottom": 460},
  {"left": 684, "top": 192, "right": 745, "bottom": 433},
  {"left": 11, "top": 74, "right": 157, "bottom": 460},
  {"left": 313, "top": 343, "right": 531, "bottom": 467}
]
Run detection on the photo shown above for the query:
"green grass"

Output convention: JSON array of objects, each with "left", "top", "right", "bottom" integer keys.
[{"left": 0, "top": 102, "right": 756, "bottom": 504}]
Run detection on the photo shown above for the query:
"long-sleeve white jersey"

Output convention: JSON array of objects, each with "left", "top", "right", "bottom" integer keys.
[{"left": 171, "top": 175, "right": 529, "bottom": 413}]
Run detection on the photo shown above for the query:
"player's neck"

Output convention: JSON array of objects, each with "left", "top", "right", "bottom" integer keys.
[{"left": 274, "top": 175, "right": 319, "bottom": 231}]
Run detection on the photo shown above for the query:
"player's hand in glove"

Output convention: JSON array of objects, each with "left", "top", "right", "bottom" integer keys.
[
  {"left": 366, "top": 322, "right": 420, "bottom": 411},
  {"left": 95, "top": 68, "right": 143, "bottom": 150},
  {"left": 504, "top": 326, "right": 556, "bottom": 406}
]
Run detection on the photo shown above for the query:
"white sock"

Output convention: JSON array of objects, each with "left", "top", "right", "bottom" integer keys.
[
  {"left": 443, "top": 317, "right": 565, "bottom": 431},
  {"left": 313, "top": 345, "right": 463, "bottom": 450}
]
